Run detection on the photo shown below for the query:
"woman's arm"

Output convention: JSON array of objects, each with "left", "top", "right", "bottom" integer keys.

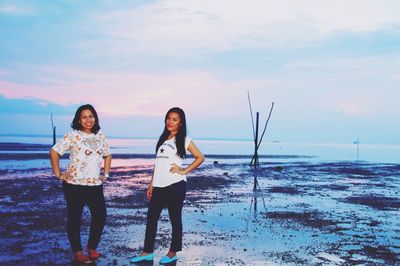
[
  {"left": 50, "top": 149, "right": 70, "bottom": 180},
  {"left": 147, "top": 174, "right": 154, "bottom": 200},
  {"left": 100, "top": 154, "right": 112, "bottom": 181},
  {"left": 170, "top": 140, "right": 205, "bottom": 175},
  {"left": 50, "top": 149, "right": 61, "bottom": 177},
  {"left": 103, "top": 154, "right": 112, "bottom": 175}
]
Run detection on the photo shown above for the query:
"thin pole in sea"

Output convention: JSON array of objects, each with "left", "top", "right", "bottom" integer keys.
[
  {"left": 246, "top": 90, "right": 274, "bottom": 227},
  {"left": 247, "top": 90, "right": 274, "bottom": 184},
  {"left": 51, "top": 113, "right": 56, "bottom": 145},
  {"left": 353, "top": 137, "right": 360, "bottom": 161}
]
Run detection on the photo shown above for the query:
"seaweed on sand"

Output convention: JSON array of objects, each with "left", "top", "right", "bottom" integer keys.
[{"left": 343, "top": 194, "right": 400, "bottom": 211}]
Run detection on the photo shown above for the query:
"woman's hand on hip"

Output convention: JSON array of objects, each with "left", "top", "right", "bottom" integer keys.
[
  {"left": 170, "top": 164, "right": 186, "bottom": 175},
  {"left": 59, "top": 172, "right": 71, "bottom": 181}
]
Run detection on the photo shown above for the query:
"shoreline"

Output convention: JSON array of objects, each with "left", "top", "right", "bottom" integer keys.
[
  {"left": 1, "top": 158, "right": 399, "bottom": 265},
  {"left": 2, "top": 140, "right": 400, "bottom": 164}
]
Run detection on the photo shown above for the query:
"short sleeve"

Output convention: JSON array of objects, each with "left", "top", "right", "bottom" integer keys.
[
  {"left": 52, "top": 132, "right": 71, "bottom": 156},
  {"left": 185, "top": 136, "right": 192, "bottom": 150},
  {"left": 99, "top": 131, "right": 111, "bottom": 156}
]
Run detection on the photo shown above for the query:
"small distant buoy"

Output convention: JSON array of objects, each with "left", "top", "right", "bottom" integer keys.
[
  {"left": 223, "top": 172, "right": 228, "bottom": 176},
  {"left": 213, "top": 161, "right": 218, "bottom": 165}
]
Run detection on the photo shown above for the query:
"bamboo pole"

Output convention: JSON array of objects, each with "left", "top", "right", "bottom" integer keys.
[{"left": 51, "top": 114, "right": 56, "bottom": 145}]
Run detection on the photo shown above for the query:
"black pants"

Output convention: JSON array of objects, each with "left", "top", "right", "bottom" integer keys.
[
  {"left": 144, "top": 180, "right": 187, "bottom": 253},
  {"left": 62, "top": 182, "right": 107, "bottom": 252}
]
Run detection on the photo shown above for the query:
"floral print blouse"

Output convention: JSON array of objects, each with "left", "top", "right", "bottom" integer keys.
[{"left": 52, "top": 130, "right": 111, "bottom": 186}]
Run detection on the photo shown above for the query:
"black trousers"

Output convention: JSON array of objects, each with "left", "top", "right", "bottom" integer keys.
[
  {"left": 62, "top": 182, "right": 107, "bottom": 252},
  {"left": 144, "top": 180, "right": 187, "bottom": 253}
]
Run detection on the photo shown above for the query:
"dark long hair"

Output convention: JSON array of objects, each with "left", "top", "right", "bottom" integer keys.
[
  {"left": 71, "top": 104, "right": 101, "bottom": 134},
  {"left": 156, "top": 107, "right": 187, "bottom": 158}
]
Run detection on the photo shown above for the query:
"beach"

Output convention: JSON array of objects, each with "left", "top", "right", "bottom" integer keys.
[{"left": 1, "top": 140, "right": 400, "bottom": 265}]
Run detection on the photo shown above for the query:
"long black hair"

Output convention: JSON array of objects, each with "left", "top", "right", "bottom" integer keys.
[
  {"left": 156, "top": 107, "right": 187, "bottom": 158},
  {"left": 71, "top": 104, "right": 101, "bottom": 134}
]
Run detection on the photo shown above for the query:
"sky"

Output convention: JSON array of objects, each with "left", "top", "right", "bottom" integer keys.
[{"left": 1, "top": 0, "right": 400, "bottom": 144}]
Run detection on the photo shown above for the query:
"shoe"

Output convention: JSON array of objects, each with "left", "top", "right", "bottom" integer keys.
[
  {"left": 129, "top": 253, "right": 155, "bottom": 263},
  {"left": 74, "top": 251, "right": 93, "bottom": 264},
  {"left": 87, "top": 246, "right": 101, "bottom": 260},
  {"left": 159, "top": 255, "right": 178, "bottom": 264}
]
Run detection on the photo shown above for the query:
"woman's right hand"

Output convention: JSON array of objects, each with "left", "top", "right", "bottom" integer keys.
[
  {"left": 146, "top": 184, "right": 153, "bottom": 200},
  {"left": 59, "top": 172, "right": 71, "bottom": 181}
]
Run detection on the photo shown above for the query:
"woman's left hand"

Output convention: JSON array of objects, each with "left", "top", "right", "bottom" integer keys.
[{"left": 170, "top": 164, "right": 185, "bottom": 175}]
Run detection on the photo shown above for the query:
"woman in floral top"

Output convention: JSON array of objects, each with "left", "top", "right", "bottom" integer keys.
[{"left": 50, "top": 104, "right": 112, "bottom": 264}]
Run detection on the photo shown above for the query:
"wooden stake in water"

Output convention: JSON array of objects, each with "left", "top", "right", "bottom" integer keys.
[
  {"left": 356, "top": 137, "right": 359, "bottom": 161},
  {"left": 254, "top": 112, "right": 260, "bottom": 167},
  {"left": 253, "top": 112, "right": 259, "bottom": 191},
  {"left": 247, "top": 90, "right": 275, "bottom": 191},
  {"left": 249, "top": 101, "right": 274, "bottom": 167},
  {"left": 51, "top": 114, "right": 56, "bottom": 145}
]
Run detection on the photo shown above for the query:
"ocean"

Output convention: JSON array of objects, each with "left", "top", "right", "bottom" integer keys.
[{"left": 1, "top": 134, "right": 399, "bottom": 164}]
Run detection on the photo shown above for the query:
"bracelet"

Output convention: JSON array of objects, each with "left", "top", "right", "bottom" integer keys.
[{"left": 104, "top": 173, "right": 110, "bottom": 178}]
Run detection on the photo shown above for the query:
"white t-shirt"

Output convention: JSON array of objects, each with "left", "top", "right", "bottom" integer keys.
[
  {"left": 152, "top": 136, "right": 192, "bottom": 188},
  {"left": 52, "top": 130, "right": 111, "bottom": 186}
]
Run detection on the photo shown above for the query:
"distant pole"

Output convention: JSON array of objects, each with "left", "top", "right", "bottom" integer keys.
[
  {"left": 353, "top": 137, "right": 359, "bottom": 161},
  {"left": 247, "top": 90, "right": 256, "bottom": 140},
  {"left": 356, "top": 137, "right": 359, "bottom": 161},
  {"left": 51, "top": 114, "right": 56, "bottom": 145},
  {"left": 254, "top": 112, "right": 259, "bottom": 167},
  {"left": 252, "top": 113, "right": 259, "bottom": 191},
  {"left": 249, "top": 101, "right": 274, "bottom": 166},
  {"left": 53, "top": 127, "right": 56, "bottom": 145}
]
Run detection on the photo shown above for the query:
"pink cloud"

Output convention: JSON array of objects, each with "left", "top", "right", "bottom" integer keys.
[
  {"left": 0, "top": 66, "right": 263, "bottom": 117},
  {"left": 335, "top": 100, "right": 364, "bottom": 115}
]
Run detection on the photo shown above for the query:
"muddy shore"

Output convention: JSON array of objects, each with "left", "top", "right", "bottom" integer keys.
[{"left": 1, "top": 157, "right": 400, "bottom": 265}]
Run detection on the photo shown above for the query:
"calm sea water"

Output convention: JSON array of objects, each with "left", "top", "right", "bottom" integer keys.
[{"left": 1, "top": 135, "right": 399, "bottom": 164}]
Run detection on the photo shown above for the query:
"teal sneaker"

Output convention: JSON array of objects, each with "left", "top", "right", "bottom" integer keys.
[
  {"left": 159, "top": 255, "right": 178, "bottom": 264},
  {"left": 129, "top": 253, "right": 154, "bottom": 263}
]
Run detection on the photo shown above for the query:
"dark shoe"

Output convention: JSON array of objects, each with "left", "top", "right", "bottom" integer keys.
[
  {"left": 74, "top": 251, "right": 93, "bottom": 264},
  {"left": 87, "top": 246, "right": 101, "bottom": 260}
]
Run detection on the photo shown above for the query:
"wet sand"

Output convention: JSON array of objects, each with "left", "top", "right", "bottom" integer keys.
[{"left": 1, "top": 154, "right": 400, "bottom": 265}]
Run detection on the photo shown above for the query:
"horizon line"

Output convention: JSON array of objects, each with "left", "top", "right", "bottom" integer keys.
[{"left": 0, "top": 133, "right": 399, "bottom": 146}]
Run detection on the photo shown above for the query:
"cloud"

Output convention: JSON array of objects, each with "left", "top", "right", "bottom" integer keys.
[
  {"left": 0, "top": 1, "right": 399, "bottom": 143},
  {"left": 0, "top": 66, "right": 236, "bottom": 116},
  {"left": 1, "top": 15, "right": 399, "bottom": 125},
  {"left": 0, "top": 94, "right": 77, "bottom": 115},
  {"left": 85, "top": 0, "right": 400, "bottom": 57},
  {"left": 0, "top": 69, "right": 10, "bottom": 76},
  {"left": 2, "top": 49, "right": 400, "bottom": 120},
  {"left": 269, "top": 54, "right": 400, "bottom": 119},
  {"left": 334, "top": 99, "right": 365, "bottom": 115},
  {"left": 0, "top": 63, "right": 290, "bottom": 120},
  {"left": 0, "top": 4, "right": 36, "bottom": 15},
  {"left": 389, "top": 73, "right": 400, "bottom": 80}
]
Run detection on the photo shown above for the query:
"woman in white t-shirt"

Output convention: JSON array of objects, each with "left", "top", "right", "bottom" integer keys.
[
  {"left": 50, "top": 104, "right": 112, "bottom": 264},
  {"left": 130, "top": 107, "right": 204, "bottom": 264}
]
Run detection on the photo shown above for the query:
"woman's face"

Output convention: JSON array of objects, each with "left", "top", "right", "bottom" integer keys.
[
  {"left": 165, "top": 112, "right": 181, "bottom": 134},
  {"left": 80, "top": 109, "right": 95, "bottom": 133}
]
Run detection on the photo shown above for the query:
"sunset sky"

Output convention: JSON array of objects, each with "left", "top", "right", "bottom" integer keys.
[{"left": 1, "top": 0, "right": 400, "bottom": 144}]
